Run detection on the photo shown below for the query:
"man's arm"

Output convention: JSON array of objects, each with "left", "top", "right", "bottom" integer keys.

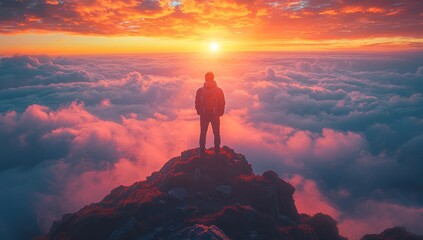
[{"left": 195, "top": 88, "right": 202, "bottom": 115}]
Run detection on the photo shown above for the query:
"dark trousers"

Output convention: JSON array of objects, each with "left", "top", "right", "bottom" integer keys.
[{"left": 199, "top": 115, "right": 220, "bottom": 150}]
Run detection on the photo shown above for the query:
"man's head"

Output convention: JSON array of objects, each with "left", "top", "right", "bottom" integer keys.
[{"left": 205, "top": 71, "right": 214, "bottom": 81}]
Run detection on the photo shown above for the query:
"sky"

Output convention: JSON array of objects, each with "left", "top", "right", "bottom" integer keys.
[
  {"left": 0, "top": 0, "right": 423, "bottom": 54},
  {"left": 1, "top": 1, "right": 423, "bottom": 240}
]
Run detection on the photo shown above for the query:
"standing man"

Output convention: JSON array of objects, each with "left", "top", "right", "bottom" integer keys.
[{"left": 195, "top": 71, "right": 226, "bottom": 156}]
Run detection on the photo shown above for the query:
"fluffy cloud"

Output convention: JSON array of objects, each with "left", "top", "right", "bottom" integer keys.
[
  {"left": 0, "top": 52, "right": 422, "bottom": 239},
  {"left": 0, "top": 102, "right": 199, "bottom": 239}
]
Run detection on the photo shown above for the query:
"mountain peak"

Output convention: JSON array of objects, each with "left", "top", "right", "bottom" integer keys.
[
  {"left": 147, "top": 146, "right": 254, "bottom": 186},
  {"left": 43, "top": 146, "right": 347, "bottom": 240}
]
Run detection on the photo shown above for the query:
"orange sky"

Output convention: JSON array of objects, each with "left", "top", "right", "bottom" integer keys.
[{"left": 0, "top": 0, "right": 422, "bottom": 54}]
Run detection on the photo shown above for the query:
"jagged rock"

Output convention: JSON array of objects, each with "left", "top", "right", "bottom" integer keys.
[
  {"left": 168, "top": 187, "right": 188, "bottom": 200},
  {"left": 169, "top": 224, "right": 231, "bottom": 240},
  {"left": 305, "top": 213, "right": 347, "bottom": 240},
  {"left": 42, "top": 146, "right": 347, "bottom": 240},
  {"left": 216, "top": 185, "right": 232, "bottom": 197},
  {"left": 248, "top": 231, "right": 260, "bottom": 240},
  {"left": 137, "top": 227, "right": 164, "bottom": 240},
  {"left": 278, "top": 215, "right": 295, "bottom": 226},
  {"left": 181, "top": 148, "right": 198, "bottom": 160},
  {"left": 193, "top": 168, "right": 201, "bottom": 181},
  {"left": 108, "top": 217, "right": 137, "bottom": 240},
  {"left": 137, "top": 231, "right": 155, "bottom": 240},
  {"left": 361, "top": 226, "right": 423, "bottom": 240},
  {"left": 262, "top": 170, "right": 279, "bottom": 181}
]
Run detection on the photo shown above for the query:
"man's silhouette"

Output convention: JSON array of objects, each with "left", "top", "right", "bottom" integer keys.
[{"left": 195, "top": 72, "right": 225, "bottom": 156}]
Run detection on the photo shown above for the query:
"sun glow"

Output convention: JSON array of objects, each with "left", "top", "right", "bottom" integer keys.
[
  {"left": 1, "top": 34, "right": 421, "bottom": 55},
  {"left": 209, "top": 42, "right": 219, "bottom": 52}
]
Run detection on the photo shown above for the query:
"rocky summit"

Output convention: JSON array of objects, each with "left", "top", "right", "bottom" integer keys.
[{"left": 42, "top": 146, "right": 349, "bottom": 240}]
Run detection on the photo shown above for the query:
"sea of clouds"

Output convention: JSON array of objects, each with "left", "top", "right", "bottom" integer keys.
[{"left": 0, "top": 52, "right": 422, "bottom": 239}]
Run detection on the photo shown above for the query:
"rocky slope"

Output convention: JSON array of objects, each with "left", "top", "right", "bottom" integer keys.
[{"left": 42, "top": 146, "right": 351, "bottom": 239}]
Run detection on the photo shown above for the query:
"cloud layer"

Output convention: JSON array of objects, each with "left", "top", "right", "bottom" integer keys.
[
  {"left": 0, "top": 0, "right": 422, "bottom": 41},
  {"left": 0, "top": 52, "right": 423, "bottom": 239}
]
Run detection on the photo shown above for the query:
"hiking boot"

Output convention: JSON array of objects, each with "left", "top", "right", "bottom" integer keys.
[
  {"left": 215, "top": 147, "right": 220, "bottom": 155},
  {"left": 200, "top": 148, "right": 206, "bottom": 157}
]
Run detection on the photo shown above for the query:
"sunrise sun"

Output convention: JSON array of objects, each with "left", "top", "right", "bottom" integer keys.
[{"left": 209, "top": 42, "right": 219, "bottom": 52}]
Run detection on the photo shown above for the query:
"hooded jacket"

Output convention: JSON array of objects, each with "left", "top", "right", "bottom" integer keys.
[{"left": 195, "top": 80, "right": 225, "bottom": 116}]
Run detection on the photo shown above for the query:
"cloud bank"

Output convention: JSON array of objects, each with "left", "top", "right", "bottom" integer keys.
[{"left": 0, "top": 52, "right": 422, "bottom": 239}]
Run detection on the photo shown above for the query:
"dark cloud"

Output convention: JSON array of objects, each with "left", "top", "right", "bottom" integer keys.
[
  {"left": 0, "top": 52, "right": 423, "bottom": 239},
  {"left": 138, "top": 0, "right": 163, "bottom": 11}
]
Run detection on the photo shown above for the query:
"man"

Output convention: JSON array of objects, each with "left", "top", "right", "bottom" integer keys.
[{"left": 195, "top": 71, "right": 226, "bottom": 156}]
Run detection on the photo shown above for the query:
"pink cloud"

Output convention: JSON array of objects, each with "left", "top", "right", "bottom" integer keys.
[
  {"left": 313, "top": 128, "right": 365, "bottom": 161},
  {"left": 288, "top": 174, "right": 341, "bottom": 220}
]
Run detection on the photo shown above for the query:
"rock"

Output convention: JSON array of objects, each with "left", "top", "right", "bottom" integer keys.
[
  {"left": 42, "top": 146, "right": 348, "bottom": 240},
  {"left": 193, "top": 168, "right": 201, "bottom": 181},
  {"left": 177, "top": 205, "right": 199, "bottom": 216},
  {"left": 145, "top": 171, "right": 159, "bottom": 182},
  {"left": 262, "top": 170, "right": 279, "bottom": 181},
  {"left": 137, "top": 231, "right": 155, "bottom": 240},
  {"left": 306, "top": 213, "right": 347, "bottom": 240},
  {"left": 248, "top": 231, "right": 259, "bottom": 240},
  {"left": 108, "top": 217, "right": 137, "bottom": 240},
  {"left": 216, "top": 185, "right": 232, "bottom": 197},
  {"left": 181, "top": 149, "right": 197, "bottom": 160},
  {"left": 361, "top": 226, "right": 423, "bottom": 240},
  {"left": 264, "top": 185, "right": 276, "bottom": 198},
  {"left": 277, "top": 215, "right": 295, "bottom": 226},
  {"left": 169, "top": 224, "right": 231, "bottom": 240},
  {"left": 197, "top": 204, "right": 259, "bottom": 239},
  {"left": 169, "top": 187, "right": 188, "bottom": 200}
]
